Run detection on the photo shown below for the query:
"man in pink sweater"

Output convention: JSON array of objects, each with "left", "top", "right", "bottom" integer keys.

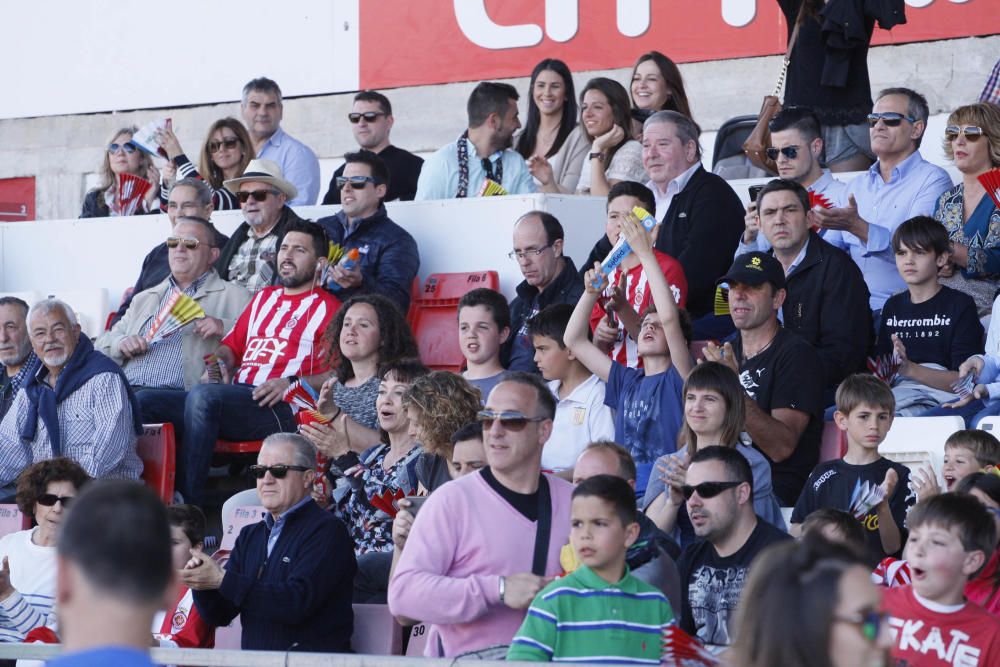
[{"left": 388, "top": 371, "right": 575, "bottom": 657}]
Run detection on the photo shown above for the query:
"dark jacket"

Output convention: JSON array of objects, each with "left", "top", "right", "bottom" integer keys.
[
  {"left": 779, "top": 231, "right": 873, "bottom": 389},
  {"left": 582, "top": 167, "right": 744, "bottom": 320},
  {"left": 321, "top": 145, "right": 424, "bottom": 205},
  {"left": 506, "top": 256, "right": 585, "bottom": 372},
  {"left": 217, "top": 206, "right": 304, "bottom": 283},
  {"left": 193, "top": 499, "right": 356, "bottom": 652},
  {"left": 315, "top": 204, "right": 420, "bottom": 312}
]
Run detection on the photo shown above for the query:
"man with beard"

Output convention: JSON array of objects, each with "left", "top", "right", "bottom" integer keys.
[
  {"left": 160, "top": 220, "right": 340, "bottom": 505},
  {"left": 416, "top": 82, "right": 536, "bottom": 199},
  {"left": 0, "top": 299, "right": 143, "bottom": 496},
  {"left": 0, "top": 296, "right": 37, "bottom": 421}
]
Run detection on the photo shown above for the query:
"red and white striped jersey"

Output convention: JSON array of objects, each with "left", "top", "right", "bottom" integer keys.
[{"left": 221, "top": 287, "right": 340, "bottom": 386}]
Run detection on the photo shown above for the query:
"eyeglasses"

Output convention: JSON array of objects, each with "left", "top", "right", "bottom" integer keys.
[
  {"left": 348, "top": 111, "right": 387, "bottom": 123},
  {"left": 834, "top": 610, "right": 886, "bottom": 643},
  {"left": 166, "top": 236, "right": 207, "bottom": 250},
  {"left": 477, "top": 409, "right": 548, "bottom": 431},
  {"left": 237, "top": 189, "right": 278, "bottom": 204},
  {"left": 508, "top": 244, "right": 553, "bottom": 261},
  {"left": 248, "top": 464, "right": 311, "bottom": 480},
  {"left": 108, "top": 141, "right": 138, "bottom": 154},
  {"left": 867, "top": 112, "right": 917, "bottom": 128},
  {"left": 679, "top": 481, "right": 742, "bottom": 500},
  {"left": 945, "top": 125, "right": 984, "bottom": 142},
  {"left": 765, "top": 146, "right": 799, "bottom": 160},
  {"left": 208, "top": 137, "right": 241, "bottom": 153},
  {"left": 335, "top": 175, "right": 379, "bottom": 190},
  {"left": 37, "top": 493, "right": 73, "bottom": 508}
]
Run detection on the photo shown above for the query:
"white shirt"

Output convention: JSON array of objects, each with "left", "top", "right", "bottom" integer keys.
[
  {"left": 647, "top": 161, "right": 701, "bottom": 222},
  {"left": 541, "top": 375, "right": 616, "bottom": 471}
]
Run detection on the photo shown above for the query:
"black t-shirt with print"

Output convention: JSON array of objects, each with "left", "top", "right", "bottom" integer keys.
[{"left": 875, "top": 286, "right": 983, "bottom": 369}]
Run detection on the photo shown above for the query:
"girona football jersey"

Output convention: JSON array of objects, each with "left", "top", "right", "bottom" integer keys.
[{"left": 221, "top": 287, "right": 339, "bottom": 386}]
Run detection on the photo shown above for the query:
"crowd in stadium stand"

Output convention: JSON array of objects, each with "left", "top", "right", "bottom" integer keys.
[{"left": 2, "top": 4, "right": 1000, "bottom": 663}]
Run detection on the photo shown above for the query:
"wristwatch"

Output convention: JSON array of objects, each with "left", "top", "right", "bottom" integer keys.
[
  {"left": 285, "top": 374, "right": 299, "bottom": 384},
  {"left": 589, "top": 152, "right": 605, "bottom": 162},
  {"left": 498, "top": 575, "right": 506, "bottom": 604}
]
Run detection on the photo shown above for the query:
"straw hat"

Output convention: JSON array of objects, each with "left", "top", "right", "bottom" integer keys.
[{"left": 223, "top": 158, "right": 298, "bottom": 200}]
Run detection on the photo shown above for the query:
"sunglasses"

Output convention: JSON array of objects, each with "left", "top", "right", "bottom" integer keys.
[
  {"left": 166, "top": 236, "right": 207, "bottom": 250},
  {"left": 477, "top": 409, "right": 548, "bottom": 431},
  {"left": 208, "top": 137, "right": 241, "bottom": 153},
  {"left": 348, "top": 111, "right": 387, "bottom": 124},
  {"left": 237, "top": 189, "right": 277, "bottom": 203},
  {"left": 37, "top": 493, "right": 73, "bottom": 508},
  {"left": 335, "top": 175, "right": 379, "bottom": 190},
  {"left": 765, "top": 146, "right": 799, "bottom": 160},
  {"left": 867, "top": 112, "right": 917, "bottom": 128},
  {"left": 945, "top": 125, "right": 984, "bottom": 142},
  {"left": 248, "top": 464, "right": 311, "bottom": 480},
  {"left": 679, "top": 480, "right": 742, "bottom": 500},
  {"left": 835, "top": 610, "right": 885, "bottom": 643},
  {"left": 108, "top": 141, "right": 138, "bottom": 154}
]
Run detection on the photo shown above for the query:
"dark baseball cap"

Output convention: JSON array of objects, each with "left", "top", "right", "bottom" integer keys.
[{"left": 718, "top": 251, "right": 786, "bottom": 290}]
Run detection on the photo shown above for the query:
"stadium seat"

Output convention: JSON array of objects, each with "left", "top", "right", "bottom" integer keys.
[
  {"left": 214, "top": 439, "right": 263, "bottom": 455},
  {"left": 43, "top": 288, "right": 109, "bottom": 338},
  {"left": 780, "top": 507, "right": 794, "bottom": 529},
  {"left": 214, "top": 615, "right": 242, "bottom": 650},
  {"left": 712, "top": 115, "right": 758, "bottom": 167},
  {"left": 137, "top": 423, "right": 176, "bottom": 504},
  {"left": 352, "top": 604, "right": 403, "bottom": 655},
  {"left": 977, "top": 415, "right": 1000, "bottom": 432},
  {"left": 409, "top": 271, "right": 500, "bottom": 372},
  {"left": 406, "top": 623, "right": 430, "bottom": 657},
  {"left": 878, "top": 415, "right": 964, "bottom": 479},
  {"left": 819, "top": 421, "right": 846, "bottom": 463},
  {"left": 0, "top": 504, "right": 29, "bottom": 538},
  {"left": 220, "top": 505, "right": 267, "bottom": 552}
]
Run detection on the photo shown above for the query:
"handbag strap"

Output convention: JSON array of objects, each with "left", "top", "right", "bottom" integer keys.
[
  {"left": 773, "top": 2, "right": 809, "bottom": 97},
  {"left": 531, "top": 475, "right": 552, "bottom": 576}
]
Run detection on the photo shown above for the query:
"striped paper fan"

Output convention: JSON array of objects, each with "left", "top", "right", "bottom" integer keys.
[
  {"left": 978, "top": 167, "right": 1000, "bottom": 209},
  {"left": 477, "top": 179, "right": 508, "bottom": 197},
  {"left": 713, "top": 284, "right": 730, "bottom": 316},
  {"left": 808, "top": 191, "right": 833, "bottom": 209},
  {"left": 283, "top": 379, "right": 320, "bottom": 411},
  {"left": 661, "top": 625, "right": 718, "bottom": 666},
  {"left": 117, "top": 172, "right": 152, "bottom": 216},
  {"left": 296, "top": 409, "right": 332, "bottom": 427},
  {"left": 145, "top": 292, "right": 205, "bottom": 342}
]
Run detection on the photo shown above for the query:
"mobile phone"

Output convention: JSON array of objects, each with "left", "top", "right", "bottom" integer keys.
[
  {"left": 393, "top": 495, "right": 429, "bottom": 517},
  {"left": 748, "top": 184, "right": 764, "bottom": 203}
]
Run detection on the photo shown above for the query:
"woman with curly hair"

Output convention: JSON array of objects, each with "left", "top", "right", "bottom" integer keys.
[
  {"left": 155, "top": 117, "right": 253, "bottom": 211},
  {"left": 79, "top": 125, "right": 160, "bottom": 218},
  {"left": 403, "top": 371, "right": 484, "bottom": 493},
  {"left": 302, "top": 294, "right": 418, "bottom": 457},
  {"left": 0, "top": 458, "right": 89, "bottom": 642}
]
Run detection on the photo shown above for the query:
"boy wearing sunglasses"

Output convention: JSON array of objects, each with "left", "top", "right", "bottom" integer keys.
[{"left": 883, "top": 493, "right": 1000, "bottom": 665}]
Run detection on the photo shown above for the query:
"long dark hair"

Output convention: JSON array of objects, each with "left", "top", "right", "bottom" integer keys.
[
  {"left": 630, "top": 51, "right": 692, "bottom": 119},
  {"left": 678, "top": 362, "right": 745, "bottom": 452},
  {"left": 326, "top": 294, "right": 418, "bottom": 383},
  {"left": 580, "top": 77, "right": 633, "bottom": 166},
  {"left": 515, "top": 59, "right": 578, "bottom": 160}
]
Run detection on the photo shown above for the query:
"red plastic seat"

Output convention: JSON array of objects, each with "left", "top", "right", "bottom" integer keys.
[
  {"left": 420, "top": 271, "right": 499, "bottom": 300},
  {"left": 819, "top": 420, "right": 847, "bottom": 463},
  {"left": 137, "top": 423, "right": 176, "bottom": 504},
  {"left": 214, "top": 439, "right": 263, "bottom": 455},
  {"left": 409, "top": 271, "right": 500, "bottom": 372}
]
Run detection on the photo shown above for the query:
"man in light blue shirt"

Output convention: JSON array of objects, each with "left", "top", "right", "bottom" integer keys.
[
  {"left": 241, "top": 77, "right": 320, "bottom": 206},
  {"left": 814, "top": 87, "right": 953, "bottom": 314},
  {"left": 416, "top": 81, "right": 536, "bottom": 200}
]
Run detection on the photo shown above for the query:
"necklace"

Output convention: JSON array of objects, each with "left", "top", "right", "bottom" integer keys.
[{"left": 741, "top": 329, "right": 779, "bottom": 361}]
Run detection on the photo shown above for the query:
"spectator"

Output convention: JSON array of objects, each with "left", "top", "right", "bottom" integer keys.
[
  {"left": 955, "top": 473, "right": 1000, "bottom": 616},
  {"left": 934, "top": 102, "right": 1000, "bottom": 316},
  {"left": 0, "top": 458, "right": 88, "bottom": 643},
  {"left": 572, "top": 78, "right": 646, "bottom": 197},
  {"left": 458, "top": 288, "right": 510, "bottom": 402},
  {"left": 676, "top": 446, "right": 791, "bottom": 649},
  {"left": 644, "top": 362, "right": 785, "bottom": 547},
  {"left": 566, "top": 213, "right": 691, "bottom": 496},
  {"left": 184, "top": 434, "right": 356, "bottom": 652},
  {"left": 738, "top": 178, "right": 872, "bottom": 396},
  {"left": 982, "top": 57, "right": 1000, "bottom": 105},
  {"left": 47, "top": 481, "right": 172, "bottom": 667},
  {"left": 875, "top": 216, "right": 983, "bottom": 415},
  {"left": 729, "top": 534, "right": 892, "bottom": 667},
  {"left": 883, "top": 494, "right": 1000, "bottom": 664},
  {"left": 80, "top": 126, "right": 159, "bottom": 218},
  {"left": 110, "top": 179, "right": 230, "bottom": 326},
  {"left": 240, "top": 77, "right": 319, "bottom": 206},
  {"left": 588, "top": 181, "right": 688, "bottom": 367},
  {"left": 388, "top": 373, "right": 575, "bottom": 657},
  {"left": 526, "top": 305, "right": 614, "bottom": 473},
  {"left": 815, "top": 87, "right": 954, "bottom": 314},
  {"left": 316, "top": 151, "right": 420, "bottom": 312},
  {"left": 799, "top": 507, "right": 867, "bottom": 549},
  {"left": 155, "top": 117, "right": 253, "bottom": 211},
  {"left": 302, "top": 294, "right": 418, "bottom": 459},
  {"left": 144, "top": 220, "right": 339, "bottom": 505},
  {"left": 97, "top": 217, "right": 251, "bottom": 399},
  {"left": 217, "top": 159, "right": 306, "bottom": 294},
  {"left": 507, "top": 475, "right": 674, "bottom": 663},
  {"left": 791, "top": 374, "right": 913, "bottom": 561},
  {"left": 517, "top": 59, "right": 588, "bottom": 193},
  {"left": 506, "top": 211, "right": 584, "bottom": 373},
  {"left": 155, "top": 504, "right": 213, "bottom": 649},
  {"left": 321, "top": 90, "right": 424, "bottom": 205},
  {"left": 911, "top": 430, "right": 1000, "bottom": 499},
  {"left": 416, "top": 81, "right": 535, "bottom": 199},
  {"left": 629, "top": 51, "right": 692, "bottom": 119},
  {"left": 0, "top": 299, "right": 143, "bottom": 494},
  {"left": 0, "top": 296, "right": 37, "bottom": 422}
]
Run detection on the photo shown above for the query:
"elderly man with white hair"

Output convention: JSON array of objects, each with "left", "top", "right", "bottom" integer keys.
[{"left": 0, "top": 299, "right": 142, "bottom": 497}]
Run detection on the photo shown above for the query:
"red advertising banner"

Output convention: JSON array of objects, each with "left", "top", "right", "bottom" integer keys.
[
  {"left": 360, "top": 0, "right": 999, "bottom": 90},
  {"left": 0, "top": 177, "right": 35, "bottom": 223}
]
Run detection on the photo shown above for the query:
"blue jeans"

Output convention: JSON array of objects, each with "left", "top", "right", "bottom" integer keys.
[
  {"left": 923, "top": 397, "right": 1000, "bottom": 429},
  {"left": 136, "top": 385, "right": 295, "bottom": 506}
]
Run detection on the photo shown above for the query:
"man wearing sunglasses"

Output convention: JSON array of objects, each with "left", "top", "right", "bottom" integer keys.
[
  {"left": 675, "top": 446, "right": 790, "bottom": 650},
  {"left": 316, "top": 151, "right": 420, "bottom": 312},
  {"left": 321, "top": 91, "right": 423, "bottom": 205},
  {"left": 814, "top": 87, "right": 953, "bottom": 314},
  {"left": 389, "top": 373, "right": 575, "bottom": 657}
]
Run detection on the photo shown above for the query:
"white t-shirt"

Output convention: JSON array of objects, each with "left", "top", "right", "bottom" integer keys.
[
  {"left": 0, "top": 528, "right": 57, "bottom": 642},
  {"left": 542, "top": 375, "right": 616, "bottom": 471}
]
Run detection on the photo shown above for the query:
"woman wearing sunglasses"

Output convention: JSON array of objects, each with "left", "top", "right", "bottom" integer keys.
[
  {"left": 642, "top": 362, "right": 784, "bottom": 547},
  {"left": 934, "top": 102, "right": 1000, "bottom": 316},
  {"left": 0, "top": 458, "right": 89, "bottom": 643},
  {"left": 80, "top": 126, "right": 160, "bottom": 218},
  {"left": 155, "top": 117, "right": 253, "bottom": 212},
  {"left": 729, "top": 533, "right": 892, "bottom": 667}
]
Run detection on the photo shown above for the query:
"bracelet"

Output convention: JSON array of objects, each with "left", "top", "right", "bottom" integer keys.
[
  {"left": 589, "top": 152, "right": 605, "bottom": 162},
  {"left": 498, "top": 575, "right": 506, "bottom": 604}
]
